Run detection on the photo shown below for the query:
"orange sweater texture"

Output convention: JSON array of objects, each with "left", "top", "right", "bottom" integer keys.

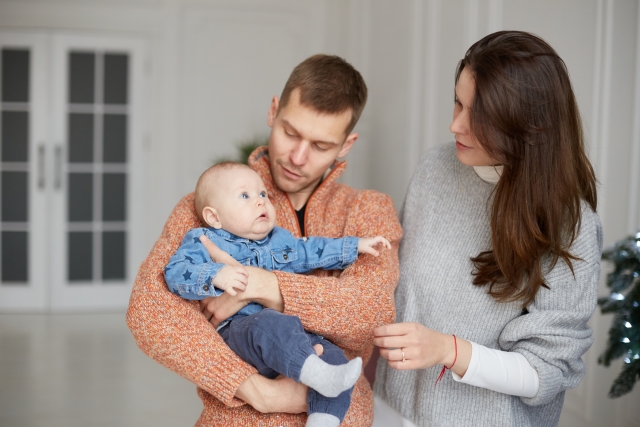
[{"left": 126, "top": 147, "right": 402, "bottom": 426}]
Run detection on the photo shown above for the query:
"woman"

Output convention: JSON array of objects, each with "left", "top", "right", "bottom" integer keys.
[{"left": 373, "top": 31, "right": 602, "bottom": 427}]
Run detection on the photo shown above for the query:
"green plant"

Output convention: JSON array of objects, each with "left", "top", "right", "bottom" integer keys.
[{"left": 213, "top": 136, "right": 269, "bottom": 165}]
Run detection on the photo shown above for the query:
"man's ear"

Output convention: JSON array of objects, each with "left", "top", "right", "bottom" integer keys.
[
  {"left": 202, "top": 207, "right": 222, "bottom": 229},
  {"left": 267, "top": 96, "right": 280, "bottom": 127},
  {"left": 337, "top": 132, "right": 358, "bottom": 158}
]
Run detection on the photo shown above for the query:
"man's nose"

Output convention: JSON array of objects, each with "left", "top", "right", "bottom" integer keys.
[{"left": 289, "top": 142, "right": 309, "bottom": 166}]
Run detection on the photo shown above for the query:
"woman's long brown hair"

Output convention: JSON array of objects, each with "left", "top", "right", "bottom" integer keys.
[{"left": 457, "top": 31, "right": 598, "bottom": 307}]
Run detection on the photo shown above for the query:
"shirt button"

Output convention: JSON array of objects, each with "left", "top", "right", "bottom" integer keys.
[
  {"left": 283, "top": 253, "right": 288, "bottom": 260},
  {"left": 203, "top": 285, "right": 209, "bottom": 291}
]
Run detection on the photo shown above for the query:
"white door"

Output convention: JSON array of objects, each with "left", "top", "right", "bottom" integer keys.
[
  {"left": 0, "top": 32, "right": 49, "bottom": 311},
  {"left": 0, "top": 31, "right": 145, "bottom": 312}
]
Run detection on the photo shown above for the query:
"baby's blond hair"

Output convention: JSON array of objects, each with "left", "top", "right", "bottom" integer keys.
[{"left": 194, "top": 161, "right": 253, "bottom": 223}]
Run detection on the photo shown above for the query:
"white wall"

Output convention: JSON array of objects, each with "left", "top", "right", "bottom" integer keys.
[{"left": 0, "top": 0, "right": 638, "bottom": 425}]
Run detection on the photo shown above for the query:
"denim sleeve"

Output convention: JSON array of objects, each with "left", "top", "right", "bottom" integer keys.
[
  {"left": 164, "top": 229, "right": 226, "bottom": 300},
  {"left": 288, "top": 236, "right": 360, "bottom": 272}
]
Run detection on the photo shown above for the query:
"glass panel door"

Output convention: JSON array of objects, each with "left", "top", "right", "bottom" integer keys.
[
  {"left": 0, "top": 32, "right": 49, "bottom": 311},
  {"left": 50, "top": 34, "right": 143, "bottom": 310}
]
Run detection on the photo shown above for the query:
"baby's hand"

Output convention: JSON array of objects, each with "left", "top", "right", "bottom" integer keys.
[
  {"left": 357, "top": 236, "right": 391, "bottom": 257},
  {"left": 211, "top": 265, "right": 248, "bottom": 296}
]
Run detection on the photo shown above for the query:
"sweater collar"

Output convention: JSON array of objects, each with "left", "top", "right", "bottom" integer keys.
[{"left": 473, "top": 165, "right": 503, "bottom": 184}]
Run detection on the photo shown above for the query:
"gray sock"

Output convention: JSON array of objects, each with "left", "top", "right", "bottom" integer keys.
[
  {"left": 306, "top": 412, "right": 341, "bottom": 427},
  {"left": 299, "top": 354, "right": 362, "bottom": 398}
]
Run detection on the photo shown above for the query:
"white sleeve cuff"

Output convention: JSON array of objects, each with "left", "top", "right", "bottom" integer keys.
[{"left": 451, "top": 341, "right": 539, "bottom": 398}]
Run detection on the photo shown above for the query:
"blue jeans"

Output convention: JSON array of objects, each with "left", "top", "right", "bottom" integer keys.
[{"left": 219, "top": 309, "right": 352, "bottom": 421}]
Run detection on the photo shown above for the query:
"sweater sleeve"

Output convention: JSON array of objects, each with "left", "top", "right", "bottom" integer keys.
[
  {"left": 275, "top": 191, "right": 402, "bottom": 353},
  {"left": 126, "top": 193, "right": 257, "bottom": 407},
  {"left": 498, "top": 209, "right": 603, "bottom": 406}
]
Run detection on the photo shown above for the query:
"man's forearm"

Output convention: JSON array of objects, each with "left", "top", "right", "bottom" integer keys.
[{"left": 235, "top": 373, "right": 308, "bottom": 414}]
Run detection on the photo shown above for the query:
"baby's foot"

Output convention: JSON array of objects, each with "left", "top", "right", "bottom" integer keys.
[
  {"left": 299, "top": 354, "right": 362, "bottom": 398},
  {"left": 306, "top": 413, "right": 341, "bottom": 427}
]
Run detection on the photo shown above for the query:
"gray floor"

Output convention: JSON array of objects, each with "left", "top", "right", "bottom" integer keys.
[{"left": 0, "top": 313, "right": 203, "bottom": 427}]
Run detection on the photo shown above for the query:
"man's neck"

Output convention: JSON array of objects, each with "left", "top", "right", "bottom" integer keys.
[{"left": 288, "top": 191, "right": 313, "bottom": 211}]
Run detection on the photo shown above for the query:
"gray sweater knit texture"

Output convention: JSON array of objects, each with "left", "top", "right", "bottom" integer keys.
[{"left": 374, "top": 143, "right": 603, "bottom": 427}]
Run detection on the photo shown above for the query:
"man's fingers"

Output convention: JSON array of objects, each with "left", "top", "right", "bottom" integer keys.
[
  {"left": 199, "top": 234, "right": 241, "bottom": 266},
  {"left": 199, "top": 234, "right": 219, "bottom": 253},
  {"left": 313, "top": 343, "right": 324, "bottom": 356}
]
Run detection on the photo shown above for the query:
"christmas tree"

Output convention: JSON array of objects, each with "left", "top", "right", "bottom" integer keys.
[{"left": 597, "top": 231, "right": 640, "bottom": 398}]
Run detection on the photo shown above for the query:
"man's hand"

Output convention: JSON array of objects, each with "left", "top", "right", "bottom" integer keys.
[
  {"left": 235, "top": 344, "right": 323, "bottom": 413},
  {"left": 198, "top": 235, "right": 284, "bottom": 327},
  {"left": 200, "top": 293, "right": 248, "bottom": 327},
  {"left": 199, "top": 235, "right": 241, "bottom": 266},
  {"left": 212, "top": 265, "right": 248, "bottom": 296}
]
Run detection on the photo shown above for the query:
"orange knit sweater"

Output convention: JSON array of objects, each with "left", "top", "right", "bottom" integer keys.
[{"left": 126, "top": 147, "right": 402, "bottom": 426}]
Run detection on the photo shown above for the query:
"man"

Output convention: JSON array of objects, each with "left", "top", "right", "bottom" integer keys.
[{"left": 126, "top": 54, "right": 402, "bottom": 426}]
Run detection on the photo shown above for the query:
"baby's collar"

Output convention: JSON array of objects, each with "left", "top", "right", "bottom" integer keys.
[{"left": 209, "top": 227, "right": 271, "bottom": 244}]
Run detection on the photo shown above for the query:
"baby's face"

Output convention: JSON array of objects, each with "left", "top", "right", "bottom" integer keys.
[{"left": 212, "top": 167, "right": 277, "bottom": 240}]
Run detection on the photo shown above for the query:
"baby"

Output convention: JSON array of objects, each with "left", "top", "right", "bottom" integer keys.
[{"left": 165, "top": 162, "right": 390, "bottom": 427}]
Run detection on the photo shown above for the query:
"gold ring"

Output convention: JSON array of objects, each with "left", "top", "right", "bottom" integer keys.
[{"left": 401, "top": 348, "right": 406, "bottom": 363}]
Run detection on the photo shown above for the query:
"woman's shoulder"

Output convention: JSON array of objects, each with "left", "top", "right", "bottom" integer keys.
[
  {"left": 417, "top": 142, "right": 457, "bottom": 170},
  {"left": 573, "top": 203, "right": 603, "bottom": 258}
]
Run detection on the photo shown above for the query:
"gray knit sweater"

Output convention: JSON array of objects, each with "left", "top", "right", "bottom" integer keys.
[{"left": 374, "top": 143, "right": 603, "bottom": 427}]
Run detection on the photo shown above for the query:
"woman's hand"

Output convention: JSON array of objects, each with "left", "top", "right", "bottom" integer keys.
[{"left": 373, "top": 322, "right": 471, "bottom": 377}]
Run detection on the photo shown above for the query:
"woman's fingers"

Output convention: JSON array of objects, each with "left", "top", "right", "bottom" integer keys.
[
  {"left": 379, "top": 347, "right": 407, "bottom": 361},
  {"left": 373, "top": 335, "right": 410, "bottom": 349},
  {"left": 373, "top": 321, "right": 419, "bottom": 337}
]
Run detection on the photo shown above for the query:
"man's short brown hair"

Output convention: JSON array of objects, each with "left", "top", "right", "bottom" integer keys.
[{"left": 278, "top": 54, "right": 367, "bottom": 134}]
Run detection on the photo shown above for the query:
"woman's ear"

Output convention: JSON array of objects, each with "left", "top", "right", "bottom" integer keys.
[{"left": 202, "top": 206, "right": 222, "bottom": 229}]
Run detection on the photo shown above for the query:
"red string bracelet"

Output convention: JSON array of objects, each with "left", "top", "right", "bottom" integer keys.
[{"left": 435, "top": 334, "right": 457, "bottom": 386}]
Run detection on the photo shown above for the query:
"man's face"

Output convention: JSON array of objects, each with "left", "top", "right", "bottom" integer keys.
[
  {"left": 212, "top": 167, "right": 277, "bottom": 241},
  {"left": 267, "top": 88, "right": 357, "bottom": 209}
]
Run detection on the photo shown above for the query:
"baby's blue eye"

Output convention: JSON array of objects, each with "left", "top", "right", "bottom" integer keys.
[
  {"left": 241, "top": 193, "right": 249, "bottom": 199},
  {"left": 260, "top": 191, "right": 267, "bottom": 198}
]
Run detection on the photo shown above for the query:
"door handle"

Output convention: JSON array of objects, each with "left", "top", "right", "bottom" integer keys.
[
  {"left": 37, "top": 144, "right": 45, "bottom": 189},
  {"left": 54, "top": 145, "right": 62, "bottom": 190}
]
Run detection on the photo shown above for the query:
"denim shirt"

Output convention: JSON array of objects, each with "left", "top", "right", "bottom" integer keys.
[{"left": 165, "top": 227, "right": 359, "bottom": 327}]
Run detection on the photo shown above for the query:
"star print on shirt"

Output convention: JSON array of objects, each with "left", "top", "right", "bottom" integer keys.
[
  {"left": 315, "top": 247, "right": 324, "bottom": 258},
  {"left": 193, "top": 237, "right": 200, "bottom": 244},
  {"left": 183, "top": 270, "right": 192, "bottom": 280},
  {"left": 184, "top": 255, "right": 195, "bottom": 264}
]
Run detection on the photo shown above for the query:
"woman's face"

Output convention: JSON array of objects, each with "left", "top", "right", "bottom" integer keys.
[{"left": 450, "top": 68, "right": 498, "bottom": 166}]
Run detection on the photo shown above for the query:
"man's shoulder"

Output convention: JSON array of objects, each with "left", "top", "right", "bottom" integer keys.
[
  {"left": 324, "top": 181, "right": 393, "bottom": 205},
  {"left": 320, "top": 183, "right": 399, "bottom": 226}
]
